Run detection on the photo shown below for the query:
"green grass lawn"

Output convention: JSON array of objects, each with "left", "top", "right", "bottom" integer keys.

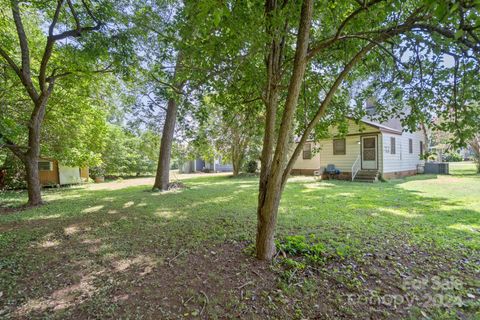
[{"left": 0, "top": 164, "right": 479, "bottom": 319}]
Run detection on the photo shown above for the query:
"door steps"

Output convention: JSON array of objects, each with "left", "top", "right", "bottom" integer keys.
[{"left": 353, "top": 170, "right": 379, "bottom": 183}]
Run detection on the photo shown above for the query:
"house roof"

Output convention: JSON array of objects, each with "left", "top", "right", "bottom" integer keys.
[
  {"left": 296, "top": 117, "right": 409, "bottom": 143},
  {"left": 359, "top": 118, "right": 403, "bottom": 135}
]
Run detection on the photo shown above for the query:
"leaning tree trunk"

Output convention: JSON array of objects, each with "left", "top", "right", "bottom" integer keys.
[
  {"left": 153, "top": 53, "right": 183, "bottom": 191},
  {"left": 153, "top": 97, "right": 178, "bottom": 190}
]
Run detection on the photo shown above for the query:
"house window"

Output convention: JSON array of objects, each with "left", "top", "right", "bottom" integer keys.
[
  {"left": 38, "top": 161, "right": 52, "bottom": 171},
  {"left": 409, "top": 139, "right": 413, "bottom": 154},
  {"left": 420, "top": 141, "right": 424, "bottom": 155},
  {"left": 390, "top": 137, "right": 396, "bottom": 154},
  {"left": 333, "top": 139, "right": 346, "bottom": 155},
  {"left": 303, "top": 143, "right": 312, "bottom": 160}
]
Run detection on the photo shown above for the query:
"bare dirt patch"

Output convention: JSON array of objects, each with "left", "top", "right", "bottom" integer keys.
[{"left": 4, "top": 240, "right": 478, "bottom": 319}]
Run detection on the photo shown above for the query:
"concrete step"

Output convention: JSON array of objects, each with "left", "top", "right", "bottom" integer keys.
[
  {"left": 354, "top": 178, "right": 377, "bottom": 183},
  {"left": 355, "top": 173, "right": 378, "bottom": 177},
  {"left": 353, "top": 170, "right": 379, "bottom": 183}
]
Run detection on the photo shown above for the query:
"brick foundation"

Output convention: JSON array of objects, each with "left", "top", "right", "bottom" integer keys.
[
  {"left": 291, "top": 169, "right": 353, "bottom": 181},
  {"left": 290, "top": 168, "right": 317, "bottom": 175},
  {"left": 382, "top": 169, "right": 418, "bottom": 179},
  {"left": 321, "top": 172, "right": 352, "bottom": 181}
]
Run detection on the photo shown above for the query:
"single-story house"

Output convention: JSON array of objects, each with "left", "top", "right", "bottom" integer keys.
[
  {"left": 179, "top": 156, "right": 233, "bottom": 173},
  {"left": 292, "top": 117, "right": 426, "bottom": 181},
  {"left": 38, "top": 158, "right": 89, "bottom": 186}
]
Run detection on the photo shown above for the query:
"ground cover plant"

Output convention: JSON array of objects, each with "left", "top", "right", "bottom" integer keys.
[{"left": 0, "top": 163, "right": 479, "bottom": 319}]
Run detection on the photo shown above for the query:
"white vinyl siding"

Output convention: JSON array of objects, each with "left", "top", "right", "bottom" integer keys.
[
  {"left": 292, "top": 119, "right": 425, "bottom": 175},
  {"left": 292, "top": 119, "right": 381, "bottom": 173},
  {"left": 291, "top": 138, "right": 364, "bottom": 172},
  {"left": 318, "top": 135, "right": 382, "bottom": 172},
  {"left": 382, "top": 130, "right": 425, "bottom": 173},
  {"left": 292, "top": 144, "right": 321, "bottom": 170},
  {"left": 317, "top": 136, "right": 360, "bottom": 172}
]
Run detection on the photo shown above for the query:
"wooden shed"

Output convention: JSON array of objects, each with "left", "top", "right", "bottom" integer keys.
[{"left": 38, "top": 158, "right": 89, "bottom": 186}]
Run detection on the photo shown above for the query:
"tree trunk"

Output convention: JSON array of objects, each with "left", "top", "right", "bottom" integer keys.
[
  {"left": 256, "top": 175, "right": 284, "bottom": 259},
  {"left": 153, "top": 97, "right": 178, "bottom": 190},
  {"left": 153, "top": 53, "right": 183, "bottom": 191},
  {"left": 255, "top": 0, "right": 313, "bottom": 260},
  {"left": 470, "top": 135, "right": 480, "bottom": 173},
  {"left": 24, "top": 153, "right": 42, "bottom": 206},
  {"left": 231, "top": 142, "right": 244, "bottom": 177},
  {"left": 232, "top": 158, "right": 240, "bottom": 176},
  {"left": 24, "top": 107, "right": 45, "bottom": 206},
  {"left": 3, "top": 95, "right": 49, "bottom": 206}
]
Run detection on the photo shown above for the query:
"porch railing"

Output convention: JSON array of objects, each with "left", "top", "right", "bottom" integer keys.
[{"left": 351, "top": 155, "right": 361, "bottom": 181}]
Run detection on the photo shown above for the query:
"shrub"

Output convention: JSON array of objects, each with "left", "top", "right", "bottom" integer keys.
[
  {"left": 445, "top": 152, "right": 463, "bottom": 162},
  {"left": 89, "top": 166, "right": 106, "bottom": 179},
  {"left": 244, "top": 160, "right": 258, "bottom": 173},
  {"left": 1, "top": 155, "right": 26, "bottom": 190}
]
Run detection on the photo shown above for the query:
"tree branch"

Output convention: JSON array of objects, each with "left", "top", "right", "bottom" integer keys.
[
  {"left": 307, "top": 0, "right": 385, "bottom": 60},
  {"left": 81, "top": 0, "right": 100, "bottom": 24},
  {"left": 0, "top": 46, "right": 21, "bottom": 78},
  {"left": 150, "top": 74, "right": 183, "bottom": 95},
  {"left": 412, "top": 23, "right": 480, "bottom": 54},
  {"left": 10, "top": 0, "right": 38, "bottom": 101},
  {"left": 10, "top": 0, "right": 30, "bottom": 78},
  {"left": 39, "top": 0, "right": 64, "bottom": 92},
  {"left": 50, "top": 24, "right": 103, "bottom": 41},
  {"left": 0, "top": 132, "right": 26, "bottom": 160},
  {"left": 283, "top": 30, "right": 406, "bottom": 184},
  {"left": 67, "top": 0, "right": 81, "bottom": 31}
]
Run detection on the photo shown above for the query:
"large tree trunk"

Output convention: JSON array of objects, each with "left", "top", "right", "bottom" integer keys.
[
  {"left": 153, "top": 97, "right": 178, "bottom": 190},
  {"left": 153, "top": 53, "right": 183, "bottom": 191},
  {"left": 24, "top": 153, "right": 42, "bottom": 206},
  {"left": 23, "top": 102, "right": 46, "bottom": 206},
  {"left": 3, "top": 98, "right": 49, "bottom": 206}
]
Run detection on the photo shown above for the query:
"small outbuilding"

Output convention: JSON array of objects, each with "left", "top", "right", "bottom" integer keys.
[
  {"left": 179, "top": 157, "right": 233, "bottom": 173},
  {"left": 38, "top": 158, "right": 89, "bottom": 186}
]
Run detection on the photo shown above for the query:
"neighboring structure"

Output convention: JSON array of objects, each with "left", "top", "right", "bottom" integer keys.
[
  {"left": 292, "top": 116, "right": 426, "bottom": 181},
  {"left": 179, "top": 157, "right": 233, "bottom": 173},
  {"left": 38, "top": 158, "right": 89, "bottom": 186}
]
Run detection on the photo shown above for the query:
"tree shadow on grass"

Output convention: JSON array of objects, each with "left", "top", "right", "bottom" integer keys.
[{"left": 0, "top": 174, "right": 478, "bottom": 318}]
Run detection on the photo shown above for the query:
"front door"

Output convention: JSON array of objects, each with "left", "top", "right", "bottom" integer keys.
[{"left": 362, "top": 136, "right": 377, "bottom": 170}]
